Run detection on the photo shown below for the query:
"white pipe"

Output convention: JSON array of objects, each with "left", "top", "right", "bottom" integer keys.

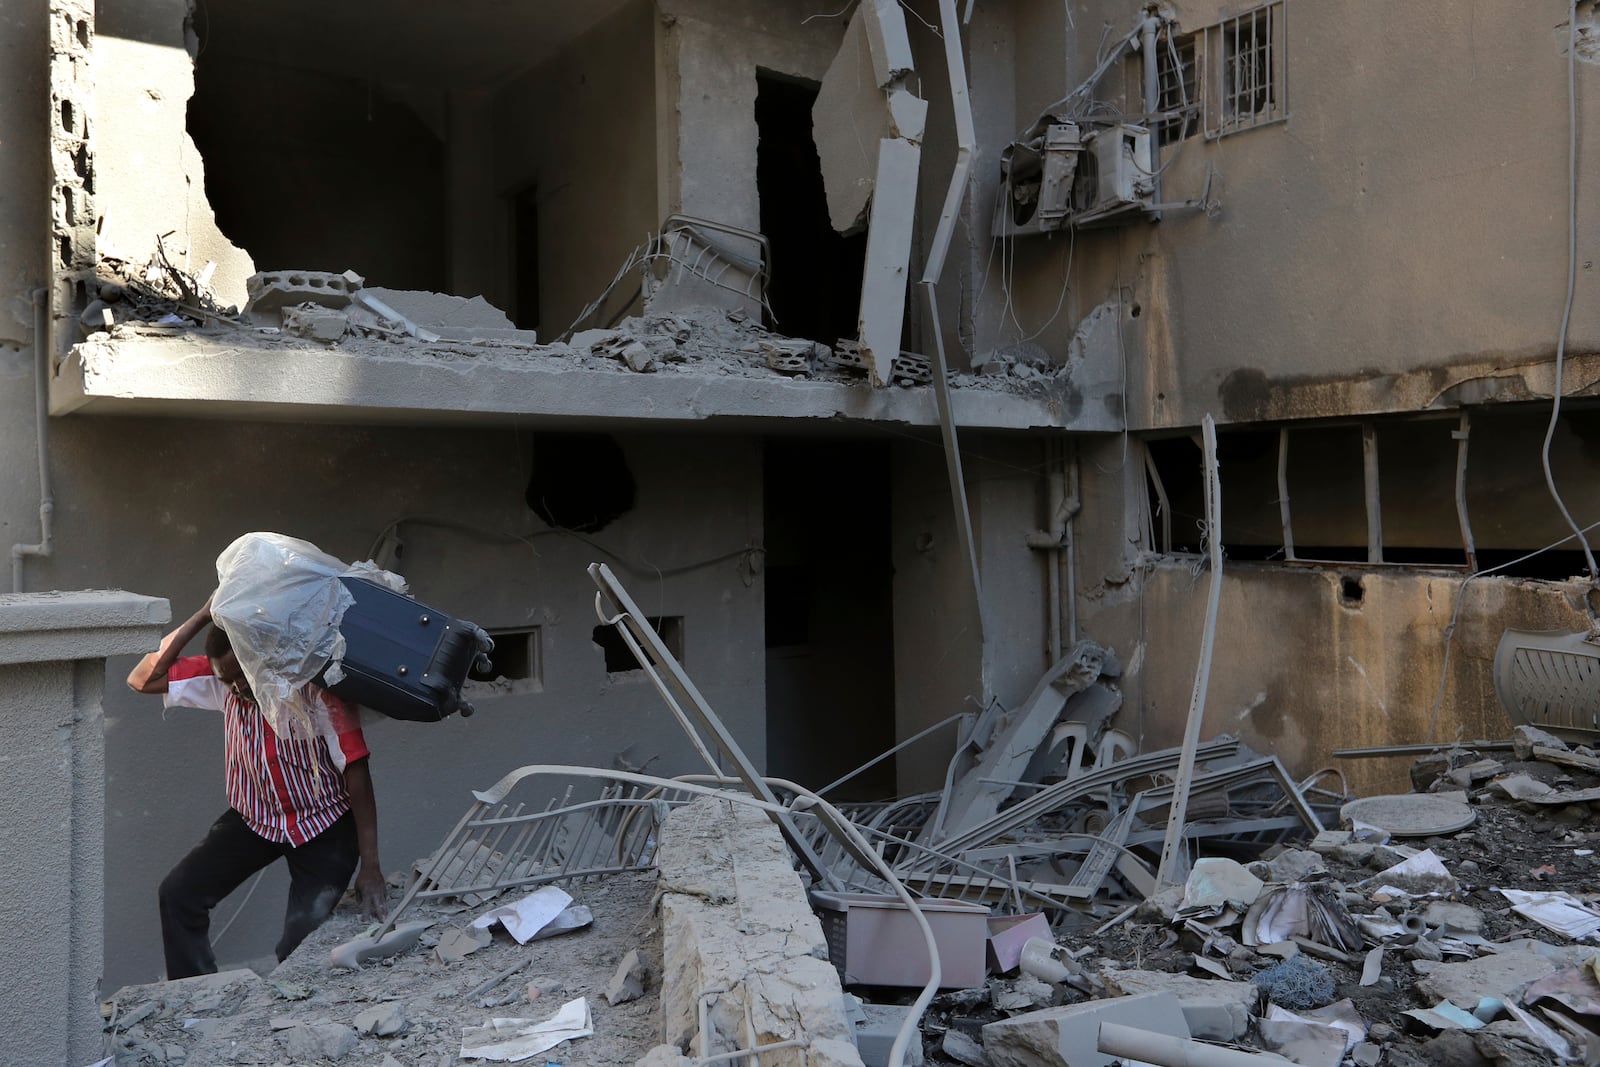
[
  {"left": 1100, "top": 1022, "right": 1294, "bottom": 1066},
  {"left": 12, "top": 287, "right": 55, "bottom": 592},
  {"left": 1141, "top": 15, "right": 1163, "bottom": 213},
  {"left": 1155, "top": 414, "right": 1222, "bottom": 886}
]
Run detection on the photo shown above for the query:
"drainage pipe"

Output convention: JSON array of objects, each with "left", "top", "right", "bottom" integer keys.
[
  {"left": 11, "top": 287, "right": 55, "bottom": 592},
  {"left": 1140, "top": 13, "right": 1163, "bottom": 212}
]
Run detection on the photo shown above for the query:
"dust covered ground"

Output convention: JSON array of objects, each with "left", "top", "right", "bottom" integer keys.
[
  {"left": 101, "top": 869, "right": 662, "bottom": 1066},
  {"left": 915, "top": 747, "right": 1600, "bottom": 1066}
]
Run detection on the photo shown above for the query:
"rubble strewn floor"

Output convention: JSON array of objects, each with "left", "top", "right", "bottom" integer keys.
[
  {"left": 101, "top": 870, "right": 661, "bottom": 1066},
  {"left": 909, "top": 736, "right": 1600, "bottom": 1066}
]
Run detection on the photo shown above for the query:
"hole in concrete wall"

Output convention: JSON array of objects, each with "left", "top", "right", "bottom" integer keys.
[
  {"left": 592, "top": 616, "right": 682, "bottom": 673},
  {"left": 524, "top": 432, "right": 635, "bottom": 533},
  {"left": 1340, "top": 575, "right": 1363, "bottom": 606},
  {"left": 76, "top": 18, "right": 88, "bottom": 47},
  {"left": 763, "top": 438, "right": 896, "bottom": 799},
  {"left": 60, "top": 99, "right": 72, "bottom": 132},
  {"left": 755, "top": 71, "right": 867, "bottom": 348},
  {"left": 466, "top": 627, "right": 543, "bottom": 696},
  {"left": 189, "top": 15, "right": 449, "bottom": 292}
]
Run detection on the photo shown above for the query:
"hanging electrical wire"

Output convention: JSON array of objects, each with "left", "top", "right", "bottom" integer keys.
[{"left": 1539, "top": 1, "right": 1598, "bottom": 581}]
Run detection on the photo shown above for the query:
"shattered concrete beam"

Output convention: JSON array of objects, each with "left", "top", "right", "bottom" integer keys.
[
  {"left": 858, "top": 139, "right": 921, "bottom": 386},
  {"left": 53, "top": 333, "right": 1067, "bottom": 432}
]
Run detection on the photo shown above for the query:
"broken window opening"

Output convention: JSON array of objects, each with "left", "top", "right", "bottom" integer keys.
[
  {"left": 754, "top": 71, "right": 867, "bottom": 349},
  {"left": 467, "top": 627, "right": 543, "bottom": 693},
  {"left": 593, "top": 616, "right": 682, "bottom": 674},
  {"left": 524, "top": 432, "right": 636, "bottom": 534},
  {"left": 1145, "top": 408, "right": 1600, "bottom": 579},
  {"left": 1204, "top": 2, "right": 1288, "bottom": 139}
]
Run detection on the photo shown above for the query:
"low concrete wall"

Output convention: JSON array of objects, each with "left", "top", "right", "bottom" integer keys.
[
  {"left": 652, "top": 796, "right": 863, "bottom": 1067},
  {"left": 0, "top": 590, "right": 169, "bottom": 1067}
]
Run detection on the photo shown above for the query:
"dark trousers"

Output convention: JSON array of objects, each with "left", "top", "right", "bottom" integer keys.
[{"left": 159, "top": 808, "right": 359, "bottom": 980}]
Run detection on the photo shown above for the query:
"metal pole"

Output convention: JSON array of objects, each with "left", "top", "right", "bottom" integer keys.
[
  {"left": 1453, "top": 412, "right": 1478, "bottom": 571},
  {"left": 1277, "top": 427, "right": 1295, "bottom": 561},
  {"left": 1156, "top": 415, "right": 1223, "bottom": 887}
]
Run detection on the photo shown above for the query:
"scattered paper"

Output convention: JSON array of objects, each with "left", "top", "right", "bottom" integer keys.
[
  {"left": 1499, "top": 888, "right": 1600, "bottom": 940},
  {"left": 1505, "top": 1002, "right": 1576, "bottom": 1059},
  {"left": 1360, "top": 947, "right": 1384, "bottom": 987},
  {"left": 1368, "top": 850, "right": 1455, "bottom": 900},
  {"left": 528, "top": 904, "right": 593, "bottom": 942},
  {"left": 1267, "top": 999, "right": 1367, "bottom": 1051},
  {"left": 460, "top": 996, "right": 594, "bottom": 1062},
  {"left": 1403, "top": 1000, "right": 1485, "bottom": 1031},
  {"left": 471, "top": 887, "right": 574, "bottom": 944}
]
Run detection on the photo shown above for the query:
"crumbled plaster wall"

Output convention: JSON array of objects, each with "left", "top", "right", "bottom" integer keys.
[{"left": 96, "top": 0, "right": 254, "bottom": 309}]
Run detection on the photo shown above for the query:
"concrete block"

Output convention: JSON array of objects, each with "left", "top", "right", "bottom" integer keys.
[
  {"left": 981, "top": 992, "right": 1189, "bottom": 1067},
  {"left": 363, "top": 287, "right": 515, "bottom": 332},
  {"left": 852, "top": 1003, "right": 924, "bottom": 1067},
  {"left": 1099, "top": 967, "right": 1259, "bottom": 1015},
  {"left": 856, "top": 138, "right": 921, "bottom": 387},
  {"left": 0, "top": 590, "right": 169, "bottom": 665},
  {"left": 608, "top": 948, "right": 649, "bottom": 1005},
  {"left": 860, "top": 0, "right": 914, "bottom": 87},
  {"left": 245, "top": 269, "right": 363, "bottom": 326},
  {"left": 280, "top": 304, "right": 348, "bottom": 343},
  {"left": 657, "top": 798, "right": 860, "bottom": 1066},
  {"left": 1182, "top": 997, "right": 1252, "bottom": 1041}
]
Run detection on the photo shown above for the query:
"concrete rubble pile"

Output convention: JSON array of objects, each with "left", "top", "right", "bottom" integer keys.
[
  {"left": 94, "top": 571, "right": 1600, "bottom": 1067},
  {"left": 821, "top": 721, "right": 1600, "bottom": 1067},
  {"left": 74, "top": 251, "right": 1065, "bottom": 398}
]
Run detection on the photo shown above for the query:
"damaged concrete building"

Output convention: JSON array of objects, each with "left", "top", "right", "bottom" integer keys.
[{"left": 1, "top": 0, "right": 1598, "bottom": 1049}]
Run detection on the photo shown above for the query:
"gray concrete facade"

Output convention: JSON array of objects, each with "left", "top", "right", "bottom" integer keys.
[{"left": 0, "top": 590, "right": 169, "bottom": 1067}]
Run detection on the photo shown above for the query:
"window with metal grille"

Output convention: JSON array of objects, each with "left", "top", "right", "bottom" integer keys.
[
  {"left": 1204, "top": 3, "right": 1287, "bottom": 138},
  {"left": 1156, "top": 32, "right": 1199, "bottom": 145}
]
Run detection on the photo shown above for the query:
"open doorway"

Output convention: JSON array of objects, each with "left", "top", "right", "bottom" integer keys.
[
  {"left": 754, "top": 72, "right": 867, "bottom": 348},
  {"left": 763, "top": 438, "right": 896, "bottom": 799}
]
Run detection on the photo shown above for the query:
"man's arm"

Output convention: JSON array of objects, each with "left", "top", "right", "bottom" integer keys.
[
  {"left": 343, "top": 757, "right": 386, "bottom": 918},
  {"left": 126, "top": 597, "right": 213, "bottom": 694}
]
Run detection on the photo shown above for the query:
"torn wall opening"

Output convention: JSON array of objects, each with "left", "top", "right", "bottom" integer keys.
[
  {"left": 1144, "top": 406, "right": 1600, "bottom": 577},
  {"left": 178, "top": 0, "right": 655, "bottom": 333}
]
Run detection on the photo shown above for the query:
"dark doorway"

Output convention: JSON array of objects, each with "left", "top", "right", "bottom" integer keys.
[
  {"left": 511, "top": 184, "right": 541, "bottom": 331},
  {"left": 764, "top": 439, "right": 896, "bottom": 799},
  {"left": 754, "top": 72, "right": 867, "bottom": 348}
]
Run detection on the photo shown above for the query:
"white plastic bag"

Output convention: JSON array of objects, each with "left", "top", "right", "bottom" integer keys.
[{"left": 210, "top": 532, "right": 405, "bottom": 737}]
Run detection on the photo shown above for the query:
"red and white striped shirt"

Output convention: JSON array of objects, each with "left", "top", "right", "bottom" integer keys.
[{"left": 165, "top": 655, "right": 370, "bottom": 847}]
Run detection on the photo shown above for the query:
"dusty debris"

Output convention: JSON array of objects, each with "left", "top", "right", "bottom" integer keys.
[
  {"left": 102, "top": 869, "right": 661, "bottom": 1066},
  {"left": 606, "top": 949, "right": 650, "bottom": 1006}
]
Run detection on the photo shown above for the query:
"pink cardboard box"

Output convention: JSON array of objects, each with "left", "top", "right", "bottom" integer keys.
[
  {"left": 985, "top": 913, "right": 1053, "bottom": 973},
  {"left": 811, "top": 891, "right": 989, "bottom": 989}
]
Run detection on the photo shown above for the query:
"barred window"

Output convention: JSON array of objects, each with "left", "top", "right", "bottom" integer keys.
[{"left": 1205, "top": 3, "right": 1287, "bottom": 138}]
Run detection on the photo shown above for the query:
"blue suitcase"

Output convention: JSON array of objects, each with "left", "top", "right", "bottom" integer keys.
[{"left": 316, "top": 577, "right": 493, "bottom": 721}]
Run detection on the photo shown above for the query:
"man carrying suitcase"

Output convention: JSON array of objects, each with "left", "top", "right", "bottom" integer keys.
[{"left": 127, "top": 596, "right": 387, "bottom": 979}]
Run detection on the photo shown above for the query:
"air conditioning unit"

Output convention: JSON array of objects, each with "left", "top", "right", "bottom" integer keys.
[
  {"left": 1079, "top": 123, "right": 1154, "bottom": 224},
  {"left": 993, "top": 123, "right": 1081, "bottom": 238}
]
